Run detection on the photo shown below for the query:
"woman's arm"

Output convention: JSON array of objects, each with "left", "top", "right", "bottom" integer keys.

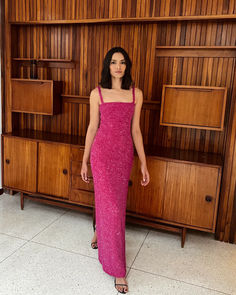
[
  {"left": 81, "top": 89, "right": 100, "bottom": 182},
  {"left": 131, "top": 88, "right": 150, "bottom": 186}
]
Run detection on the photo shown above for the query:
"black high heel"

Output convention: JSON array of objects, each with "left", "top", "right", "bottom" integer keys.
[
  {"left": 91, "top": 225, "right": 98, "bottom": 249},
  {"left": 114, "top": 278, "right": 128, "bottom": 293}
]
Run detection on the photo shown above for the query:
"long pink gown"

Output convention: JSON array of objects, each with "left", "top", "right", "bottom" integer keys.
[{"left": 90, "top": 85, "right": 135, "bottom": 277}]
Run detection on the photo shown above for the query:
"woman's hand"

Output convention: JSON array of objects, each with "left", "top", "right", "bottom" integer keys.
[
  {"left": 140, "top": 163, "right": 150, "bottom": 186},
  {"left": 81, "top": 161, "right": 90, "bottom": 183}
]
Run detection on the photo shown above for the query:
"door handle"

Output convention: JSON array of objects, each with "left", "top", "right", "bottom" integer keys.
[
  {"left": 63, "top": 169, "right": 68, "bottom": 175},
  {"left": 205, "top": 195, "right": 213, "bottom": 202}
]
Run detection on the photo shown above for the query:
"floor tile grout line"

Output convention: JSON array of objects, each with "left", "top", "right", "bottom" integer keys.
[
  {"left": 31, "top": 240, "right": 99, "bottom": 261},
  {"left": 0, "top": 232, "right": 29, "bottom": 241},
  {"left": 126, "top": 229, "right": 150, "bottom": 278},
  {"left": 0, "top": 240, "right": 29, "bottom": 264},
  {"left": 0, "top": 207, "right": 71, "bottom": 265},
  {"left": 129, "top": 267, "right": 231, "bottom": 295},
  {"left": 127, "top": 229, "right": 232, "bottom": 295},
  {"left": 27, "top": 208, "right": 71, "bottom": 241}
]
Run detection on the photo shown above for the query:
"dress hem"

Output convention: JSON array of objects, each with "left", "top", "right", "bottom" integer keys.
[{"left": 98, "top": 257, "right": 126, "bottom": 277}]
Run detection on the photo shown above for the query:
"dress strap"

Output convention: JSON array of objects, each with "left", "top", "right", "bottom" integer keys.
[
  {"left": 132, "top": 84, "right": 135, "bottom": 104},
  {"left": 97, "top": 85, "right": 104, "bottom": 104}
]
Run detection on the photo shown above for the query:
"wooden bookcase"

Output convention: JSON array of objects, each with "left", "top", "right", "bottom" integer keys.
[{"left": 2, "top": 0, "right": 236, "bottom": 245}]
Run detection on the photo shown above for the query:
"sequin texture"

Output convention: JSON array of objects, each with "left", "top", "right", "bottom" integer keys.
[{"left": 90, "top": 85, "right": 135, "bottom": 277}]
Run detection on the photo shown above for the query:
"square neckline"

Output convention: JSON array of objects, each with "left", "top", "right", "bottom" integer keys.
[{"left": 98, "top": 85, "right": 135, "bottom": 105}]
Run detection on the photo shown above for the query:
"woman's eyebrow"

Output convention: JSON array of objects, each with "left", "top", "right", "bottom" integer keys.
[{"left": 111, "top": 59, "right": 125, "bottom": 61}]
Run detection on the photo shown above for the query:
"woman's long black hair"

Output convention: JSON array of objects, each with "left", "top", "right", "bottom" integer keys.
[{"left": 99, "top": 47, "right": 133, "bottom": 90}]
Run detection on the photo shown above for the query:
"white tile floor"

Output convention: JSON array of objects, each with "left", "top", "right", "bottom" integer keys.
[{"left": 0, "top": 192, "right": 235, "bottom": 295}]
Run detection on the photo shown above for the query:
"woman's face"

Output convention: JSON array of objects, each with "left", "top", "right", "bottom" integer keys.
[{"left": 109, "top": 52, "right": 126, "bottom": 78}]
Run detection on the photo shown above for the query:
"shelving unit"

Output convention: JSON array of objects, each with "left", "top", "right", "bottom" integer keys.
[{"left": 2, "top": 1, "right": 236, "bottom": 245}]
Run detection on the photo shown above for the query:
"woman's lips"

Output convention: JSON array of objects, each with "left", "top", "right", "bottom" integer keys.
[{"left": 115, "top": 71, "right": 122, "bottom": 73}]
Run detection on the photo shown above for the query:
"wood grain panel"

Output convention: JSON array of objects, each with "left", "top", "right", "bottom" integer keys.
[
  {"left": 3, "top": 137, "right": 37, "bottom": 192},
  {"left": 8, "top": 0, "right": 236, "bottom": 21},
  {"left": 163, "top": 162, "right": 220, "bottom": 230},
  {"left": 127, "top": 157, "right": 167, "bottom": 219},
  {"left": 38, "top": 142, "right": 70, "bottom": 198}
]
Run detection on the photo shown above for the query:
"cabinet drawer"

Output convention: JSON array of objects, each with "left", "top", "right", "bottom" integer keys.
[
  {"left": 70, "top": 189, "right": 94, "bottom": 206},
  {"left": 71, "top": 174, "right": 94, "bottom": 192},
  {"left": 71, "top": 160, "right": 92, "bottom": 176},
  {"left": 71, "top": 147, "right": 88, "bottom": 162}
]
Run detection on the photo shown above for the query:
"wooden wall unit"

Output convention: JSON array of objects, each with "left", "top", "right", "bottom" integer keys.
[
  {"left": 11, "top": 78, "right": 62, "bottom": 115},
  {"left": 1, "top": 0, "right": 236, "bottom": 244},
  {"left": 160, "top": 85, "right": 227, "bottom": 130}
]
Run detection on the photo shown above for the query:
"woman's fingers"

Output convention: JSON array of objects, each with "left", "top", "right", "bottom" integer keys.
[
  {"left": 141, "top": 171, "right": 150, "bottom": 186},
  {"left": 81, "top": 171, "right": 90, "bottom": 183}
]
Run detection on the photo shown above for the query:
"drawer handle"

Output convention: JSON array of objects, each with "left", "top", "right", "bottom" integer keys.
[
  {"left": 128, "top": 180, "right": 132, "bottom": 186},
  {"left": 205, "top": 195, "right": 213, "bottom": 202},
  {"left": 5, "top": 159, "right": 10, "bottom": 164},
  {"left": 63, "top": 169, "right": 68, "bottom": 175}
]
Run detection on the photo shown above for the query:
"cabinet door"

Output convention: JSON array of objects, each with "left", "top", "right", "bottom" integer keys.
[
  {"left": 3, "top": 136, "right": 37, "bottom": 192},
  {"left": 163, "top": 162, "right": 220, "bottom": 230},
  {"left": 38, "top": 143, "right": 70, "bottom": 198},
  {"left": 127, "top": 157, "right": 167, "bottom": 218}
]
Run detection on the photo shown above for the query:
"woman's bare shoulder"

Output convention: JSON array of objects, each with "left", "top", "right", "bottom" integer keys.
[
  {"left": 134, "top": 87, "right": 143, "bottom": 102},
  {"left": 89, "top": 87, "right": 100, "bottom": 105},
  {"left": 90, "top": 87, "right": 99, "bottom": 97}
]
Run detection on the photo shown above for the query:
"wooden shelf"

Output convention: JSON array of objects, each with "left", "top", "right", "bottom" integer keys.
[
  {"left": 61, "top": 94, "right": 160, "bottom": 110},
  {"left": 9, "top": 14, "right": 236, "bottom": 25},
  {"left": 156, "top": 46, "right": 236, "bottom": 49},
  {"left": 12, "top": 58, "right": 75, "bottom": 69},
  {"left": 156, "top": 46, "right": 236, "bottom": 57},
  {"left": 2, "top": 130, "right": 85, "bottom": 146},
  {"left": 2, "top": 129, "right": 223, "bottom": 167},
  {"left": 12, "top": 58, "right": 73, "bottom": 62}
]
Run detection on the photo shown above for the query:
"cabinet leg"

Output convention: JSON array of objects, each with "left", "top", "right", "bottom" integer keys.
[
  {"left": 181, "top": 227, "right": 186, "bottom": 248},
  {"left": 20, "top": 192, "right": 24, "bottom": 210}
]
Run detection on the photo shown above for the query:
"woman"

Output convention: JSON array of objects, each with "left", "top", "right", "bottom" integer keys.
[{"left": 81, "top": 47, "right": 150, "bottom": 293}]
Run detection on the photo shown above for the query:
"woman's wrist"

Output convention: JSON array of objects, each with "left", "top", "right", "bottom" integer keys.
[
  {"left": 140, "top": 160, "right": 147, "bottom": 167},
  {"left": 82, "top": 157, "right": 88, "bottom": 165}
]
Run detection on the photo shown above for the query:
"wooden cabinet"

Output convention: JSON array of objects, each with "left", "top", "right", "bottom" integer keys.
[
  {"left": 127, "top": 156, "right": 221, "bottom": 232},
  {"left": 162, "top": 162, "right": 221, "bottom": 230},
  {"left": 3, "top": 136, "right": 37, "bottom": 192},
  {"left": 1, "top": 132, "right": 223, "bottom": 246},
  {"left": 11, "top": 79, "right": 62, "bottom": 115},
  {"left": 38, "top": 142, "right": 70, "bottom": 198},
  {"left": 127, "top": 157, "right": 167, "bottom": 219},
  {"left": 160, "top": 85, "right": 227, "bottom": 131}
]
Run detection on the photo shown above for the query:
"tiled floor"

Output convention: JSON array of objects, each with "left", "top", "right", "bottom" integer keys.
[{"left": 0, "top": 192, "right": 235, "bottom": 295}]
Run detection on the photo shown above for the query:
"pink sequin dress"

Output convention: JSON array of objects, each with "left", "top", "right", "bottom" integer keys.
[{"left": 90, "top": 85, "right": 135, "bottom": 277}]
